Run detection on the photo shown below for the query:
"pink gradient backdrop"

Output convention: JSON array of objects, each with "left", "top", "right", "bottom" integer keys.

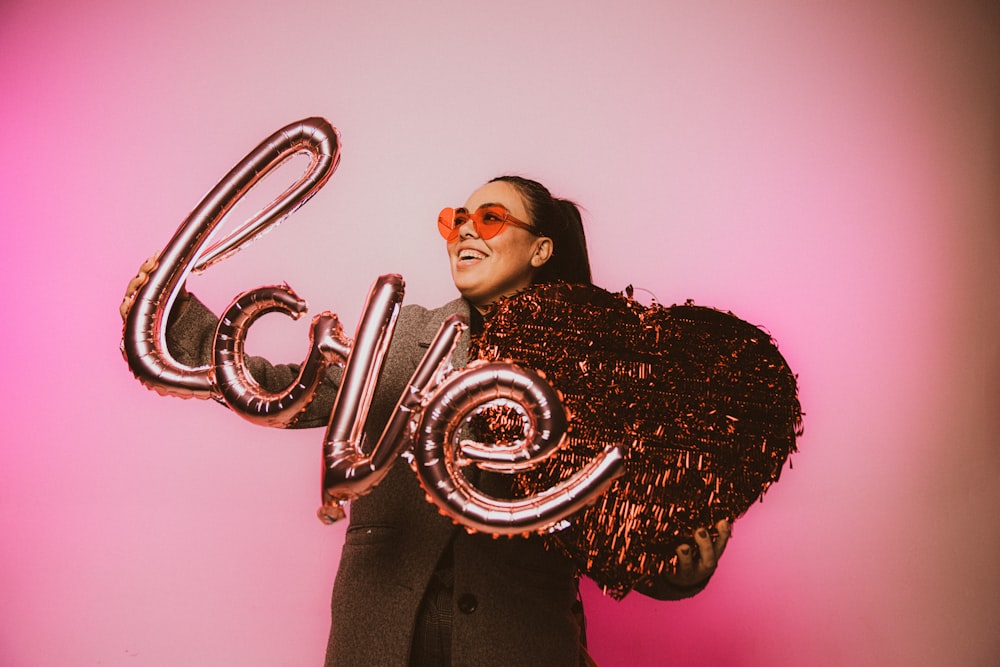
[{"left": 2, "top": 1, "right": 998, "bottom": 665}]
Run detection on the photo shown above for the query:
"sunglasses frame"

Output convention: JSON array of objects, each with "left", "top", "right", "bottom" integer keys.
[{"left": 438, "top": 204, "right": 540, "bottom": 242}]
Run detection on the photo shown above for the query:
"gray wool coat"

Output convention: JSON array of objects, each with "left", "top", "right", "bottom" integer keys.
[{"left": 167, "top": 294, "right": 586, "bottom": 667}]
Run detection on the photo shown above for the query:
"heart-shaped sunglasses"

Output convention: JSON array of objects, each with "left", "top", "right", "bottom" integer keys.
[{"left": 437, "top": 204, "right": 541, "bottom": 242}]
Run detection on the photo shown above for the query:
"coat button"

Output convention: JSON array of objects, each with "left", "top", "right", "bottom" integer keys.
[{"left": 457, "top": 593, "right": 478, "bottom": 614}]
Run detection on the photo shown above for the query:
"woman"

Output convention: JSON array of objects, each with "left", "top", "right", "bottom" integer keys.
[{"left": 124, "top": 175, "right": 729, "bottom": 666}]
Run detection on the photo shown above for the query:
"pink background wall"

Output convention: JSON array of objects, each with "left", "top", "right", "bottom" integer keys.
[{"left": 2, "top": 1, "right": 998, "bottom": 665}]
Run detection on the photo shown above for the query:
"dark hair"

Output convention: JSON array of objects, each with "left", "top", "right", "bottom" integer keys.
[{"left": 489, "top": 175, "right": 592, "bottom": 286}]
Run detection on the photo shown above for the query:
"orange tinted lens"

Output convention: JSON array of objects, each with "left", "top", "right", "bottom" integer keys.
[
  {"left": 438, "top": 208, "right": 460, "bottom": 241},
  {"left": 474, "top": 205, "right": 508, "bottom": 240}
]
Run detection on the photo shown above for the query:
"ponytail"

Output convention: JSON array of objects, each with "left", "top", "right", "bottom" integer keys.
[{"left": 489, "top": 175, "right": 593, "bottom": 286}]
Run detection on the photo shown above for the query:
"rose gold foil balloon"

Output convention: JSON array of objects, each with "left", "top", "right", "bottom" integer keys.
[
  {"left": 411, "top": 361, "right": 625, "bottom": 536},
  {"left": 213, "top": 284, "right": 351, "bottom": 427},
  {"left": 118, "top": 117, "right": 624, "bottom": 536},
  {"left": 319, "top": 274, "right": 414, "bottom": 510},
  {"left": 121, "top": 117, "right": 340, "bottom": 399}
]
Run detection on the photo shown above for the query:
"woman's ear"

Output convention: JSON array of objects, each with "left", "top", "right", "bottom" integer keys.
[{"left": 530, "top": 237, "right": 554, "bottom": 268}]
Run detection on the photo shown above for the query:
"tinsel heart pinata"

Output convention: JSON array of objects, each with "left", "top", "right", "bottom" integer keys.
[{"left": 469, "top": 282, "right": 802, "bottom": 599}]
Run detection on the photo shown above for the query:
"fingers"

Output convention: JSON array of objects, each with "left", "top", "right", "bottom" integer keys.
[
  {"left": 316, "top": 501, "right": 346, "bottom": 525},
  {"left": 139, "top": 254, "right": 159, "bottom": 272},
  {"left": 675, "top": 543, "right": 696, "bottom": 577},
  {"left": 120, "top": 254, "right": 159, "bottom": 321},
  {"left": 119, "top": 274, "right": 146, "bottom": 320},
  {"left": 692, "top": 527, "right": 717, "bottom": 569},
  {"left": 676, "top": 519, "right": 731, "bottom": 574},
  {"left": 661, "top": 520, "right": 733, "bottom": 591},
  {"left": 692, "top": 519, "right": 731, "bottom": 569},
  {"left": 713, "top": 518, "right": 732, "bottom": 557}
]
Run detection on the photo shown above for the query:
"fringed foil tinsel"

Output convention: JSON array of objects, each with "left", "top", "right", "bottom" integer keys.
[{"left": 469, "top": 283, "right": 802, "bottom": 599}]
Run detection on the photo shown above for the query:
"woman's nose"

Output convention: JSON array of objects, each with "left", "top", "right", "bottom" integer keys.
[{"left": 458, "top": 217, "right": 479, "bottom": 239}]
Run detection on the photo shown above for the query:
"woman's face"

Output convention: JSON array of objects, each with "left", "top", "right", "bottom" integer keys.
[{"left": 447, "top": 180, "right": 552, "bottom": 312}]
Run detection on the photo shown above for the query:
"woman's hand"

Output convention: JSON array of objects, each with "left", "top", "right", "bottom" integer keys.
[
  {"left": 119, "top": 254, "right": 159, "bottom": 321},
  {"left": 317, "top": 489, "right": 347, "bottom": 525},
  {"left": 663, "top": 518, "right": 731, "bottom": 589}
]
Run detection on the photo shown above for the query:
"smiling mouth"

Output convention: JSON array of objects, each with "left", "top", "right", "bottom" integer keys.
[{"left": 458, "top": 249, "right": 487, "bottom": 263}]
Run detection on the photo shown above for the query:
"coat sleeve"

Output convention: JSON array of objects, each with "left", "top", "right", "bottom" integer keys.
[{"left": 165, "top": 292, "right": 343, "bottom": 429}]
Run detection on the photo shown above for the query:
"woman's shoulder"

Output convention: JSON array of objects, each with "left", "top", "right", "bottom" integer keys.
[
  {"left": 384, "top": 297, "right": 469, "bottom": 351},
  {"left": 382, "top": 296, "right": 472, "bottom": 374},
  {"left": 399, "top": 297, "right": 469, "bottom": 327}
]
